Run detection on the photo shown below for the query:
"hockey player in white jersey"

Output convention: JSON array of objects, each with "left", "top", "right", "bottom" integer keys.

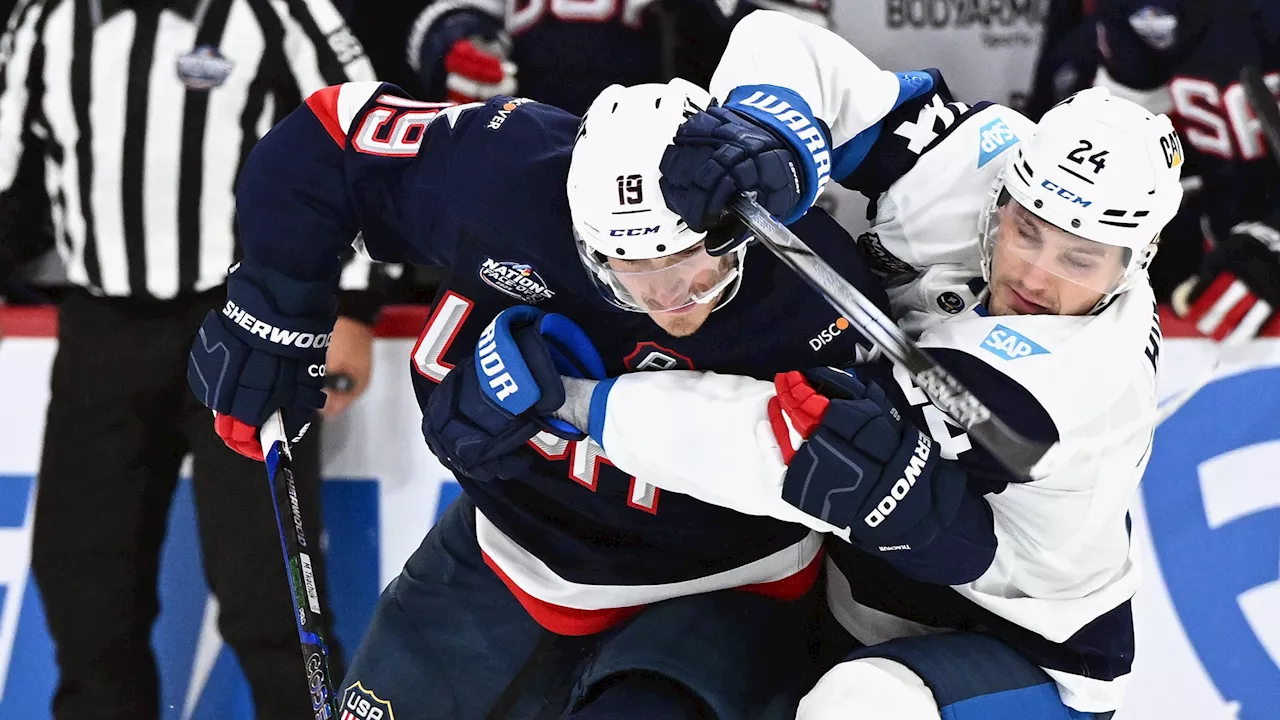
[{"left": 448, "top": 11, "right": 1184, "bottom": 720}]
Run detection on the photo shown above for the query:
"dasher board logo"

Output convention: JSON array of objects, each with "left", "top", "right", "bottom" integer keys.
[
  {"left": 342, "top": 681, "right": 394, "bottom": 720},
  {"left": 176, "top": 45, "right": 233, "bottom": 90},
  {"left": 479, "top": 258, "right": 555, "bottom": 303}
]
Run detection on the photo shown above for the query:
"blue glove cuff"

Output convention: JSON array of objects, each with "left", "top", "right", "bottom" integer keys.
[{"left": 725, "top": 84, "right": 831, "bottom": 223}]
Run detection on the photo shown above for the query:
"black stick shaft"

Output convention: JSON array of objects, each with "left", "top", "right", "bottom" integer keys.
[
  {"left": 729, "top": 195, "right": 1055, "bottom": 480},
  {"left": 261, "top": 412, "right": 341, "bottom": 719}
]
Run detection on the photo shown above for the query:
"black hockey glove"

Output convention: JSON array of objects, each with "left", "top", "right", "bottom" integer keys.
[{"left": 1172, "top": 220, "right": 1280, "bottom": 342}]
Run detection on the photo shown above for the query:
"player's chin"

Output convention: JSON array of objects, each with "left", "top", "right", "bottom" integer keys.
[{"left": 650, "top": 304, "right": 712, "bottom": 337}]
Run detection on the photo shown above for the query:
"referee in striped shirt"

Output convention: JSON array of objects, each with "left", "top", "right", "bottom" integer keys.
[{"left": 0, "top": 0, "right": 380, "bottom": 716}]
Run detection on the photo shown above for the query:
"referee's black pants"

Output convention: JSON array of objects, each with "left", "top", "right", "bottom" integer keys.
[{"left": 31, "top": 288, "right": 341, "bottom": 720}]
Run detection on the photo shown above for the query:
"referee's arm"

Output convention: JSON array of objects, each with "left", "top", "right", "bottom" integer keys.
[
  {"left": 267, "top": 0, "right": 386, "bottom": 410},
  {"left": 0, "top": 0, "right": 48, "bottom": 292},
  {"left": 269, "top": 0, "right": 386, "bottom": 325}
]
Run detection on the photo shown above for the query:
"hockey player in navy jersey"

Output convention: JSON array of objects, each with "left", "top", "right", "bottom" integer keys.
[
  {"left": 184, "top": 51, "right": 891, "bottom": 720},
  {"left": 406, "top": 0, "right": 829, "bottom": 114},
  {"left": 439, "top": 10, "right": 1185, "bottom": 720}
]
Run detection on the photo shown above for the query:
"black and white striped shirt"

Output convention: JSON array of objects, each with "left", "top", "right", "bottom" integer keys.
[{"left": 0, "top": 0, "right": 376, "bottom": 299}]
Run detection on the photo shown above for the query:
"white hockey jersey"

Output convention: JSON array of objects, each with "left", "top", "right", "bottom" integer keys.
[{"left": 578, "top": 11, "right": 1164, "bottom": 714}]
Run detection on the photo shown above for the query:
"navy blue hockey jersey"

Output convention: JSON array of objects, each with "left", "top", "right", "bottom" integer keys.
[
  {"left": 237, "top": 80, "right": 886, "bottom": 634},
  {"left": 406, "top": 0, "right": 830, "bottom": 115}
]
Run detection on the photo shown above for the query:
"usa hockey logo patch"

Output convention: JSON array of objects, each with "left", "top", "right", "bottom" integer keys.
[
  {"left": 977, "top": 118, "right": 1019, "bottom": 168},
  {"left": 341, "top": 681, "right": 394, "bottom": 720},
  {"left": 479, "top": 258, "right": 555, "bottom": 303},
  {"left": 981, "top": 324, "right": 1048, "bottom": 361}
]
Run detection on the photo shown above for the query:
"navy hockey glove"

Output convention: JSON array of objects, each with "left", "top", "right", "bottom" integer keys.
[
  {"left": 773, "top": 368, "right": 966, "bottom": 554},
  {"left": 659, "top": 105, "right": 804, "bottom": 252},
  {"left": 1172, "top": 220, "right": 1280, "bottom": 343},
  {"left": 187, "top": 260, "right": 336, "bottom": 460},
  {"left": 422, "top": 306, "right": 605, "bottom": 482}
]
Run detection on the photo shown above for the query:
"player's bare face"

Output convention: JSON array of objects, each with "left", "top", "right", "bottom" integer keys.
[
  {"left": 989, "top": 201, "right": 1126, "bottom": 316},
  {"left": 606, "top": 246, "right": 733, "bottom": 337}
]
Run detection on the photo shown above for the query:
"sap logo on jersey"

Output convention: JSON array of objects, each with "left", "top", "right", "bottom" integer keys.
[
  {"left": 487, "top": 97, "right": 533, "bottom": 131},
  {"left": 810, "top": 317, "right": 850, "bottom": 351},
  {"left": 341, "top": 681, "right": 393, "bottom": 720},
  {"left": 977, "top": 117, "right": 1019, "bottom": 168},
  {"left": 981, "top": 324, "right": 1048, "bottom": 360},
  {"left": 1142, "top": 367, "right": 1280, "bottom": 716},
  {"left": 479, "top": 258, "right": 555, "bottom": 303}
]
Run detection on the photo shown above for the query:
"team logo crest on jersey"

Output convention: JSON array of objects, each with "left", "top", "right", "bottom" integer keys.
[
  {"left": 479, "top": 258, "right": 555, "bottom": 303},
  {"left": 176, "top": 45, "right": 233, "bottom": 90},
  {"left": 977, "top": 118, "right": 1019, "bottom": 168},
  {"left": 936, "top": 291, "right": 966, "bottom": 314},
  {"left": 342, "top": 681, "right": 393, "bottom": 719},
  {"left": 623, "top": 342, "right": 693, "bottom": 371},
  {"left": 981, "top": 324, "right": 1048, "bottom": 360},
  {"left": 1129, "top": 6, "right": 1178, "bottom": 50}
]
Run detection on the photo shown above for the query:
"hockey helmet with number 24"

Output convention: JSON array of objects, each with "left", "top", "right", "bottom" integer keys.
[
  {"left": 981, "top": 86, "right": 1185, "bottom": 301},
  {"left": 568, "top": 79, "right": 748, "bottom": 313}
]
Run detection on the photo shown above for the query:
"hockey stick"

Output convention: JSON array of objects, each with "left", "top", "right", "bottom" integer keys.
[
  {"left": 1241, "top": 66, "right": 1280, "bottom": 161},
  {"left": 729, "top": 195, "right": 1056, "bottom": 481},
  {"left": 260, "top": 411, "right": 341, "bottom": 719}
]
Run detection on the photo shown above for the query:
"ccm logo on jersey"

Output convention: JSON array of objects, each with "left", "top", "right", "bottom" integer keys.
[
  {"left": 222, "top": 301, "right": 332, "bottom": 349},
  {"left": 864, "top": 432, "right": 932, "bottom": 528},
  {"left": 981, "top": 324, "right": 1048, "bottom": 360}
]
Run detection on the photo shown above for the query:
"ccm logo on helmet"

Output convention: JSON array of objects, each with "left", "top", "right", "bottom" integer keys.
[
  {"left": 222, "top": 301, "right": 332, "bottom": 349},
  {"left": 1040, "top": 179, "right": 1091, "bottom": 207},
  {"left": 609, "top": 226, "right": 659, "bottom": 237},
  {"left": 477, "top": 320, "right": 519, "bottom": 401},
  {"left": 864, "top": 432, "right": 931, "bottom": 528}
]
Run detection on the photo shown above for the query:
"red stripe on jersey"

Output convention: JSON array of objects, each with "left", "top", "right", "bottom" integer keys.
[
  {"left": 306, "top": 85, "right": 347, "bottom": 149},
  {"left": 1212, "top": 290, "right": 1259, "bottom": 341},
  {"left": 737, "top": 546, "right": 824, "bottom": 601},
  {"left": 481, "top": 551, "right": 644, "bottom": 636},
  {"left": 479, "top": 546, "right": 823, "bottom": 636}
]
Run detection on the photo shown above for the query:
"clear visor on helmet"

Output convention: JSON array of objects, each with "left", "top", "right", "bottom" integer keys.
[
  {"left": 575, "top": 234, "right": 743, "bottom": 313},
  {"left": 980, "top": 192, "right": 1130, "bottom": 296}
]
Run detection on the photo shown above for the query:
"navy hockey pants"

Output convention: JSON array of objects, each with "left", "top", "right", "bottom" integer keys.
[
  {"left": 339, "top": 495, "right": 824, "bottom": 720},
  {"left": 845, "top": 632, "right": 1114, "bottom": 720}
]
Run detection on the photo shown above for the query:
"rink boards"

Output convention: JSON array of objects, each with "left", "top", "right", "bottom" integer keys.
[{"left": 0, "top": 305, "right": 1276, "bottom": 719}]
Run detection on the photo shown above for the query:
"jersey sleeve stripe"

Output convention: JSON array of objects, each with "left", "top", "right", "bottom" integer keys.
[
  {"left": 304, "top": 85, "right": 347, "bottom": 148},
  {"left": 304, "top": 81, "right": 384, "bottom": 148}
]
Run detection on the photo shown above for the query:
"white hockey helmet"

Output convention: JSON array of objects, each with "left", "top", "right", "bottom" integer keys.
[
  {"left": 567, "top": 79, "right": 747, "bottom": 313},
  {"left": 980, "top": 86, "right": 1185, "bottom": 302}
]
